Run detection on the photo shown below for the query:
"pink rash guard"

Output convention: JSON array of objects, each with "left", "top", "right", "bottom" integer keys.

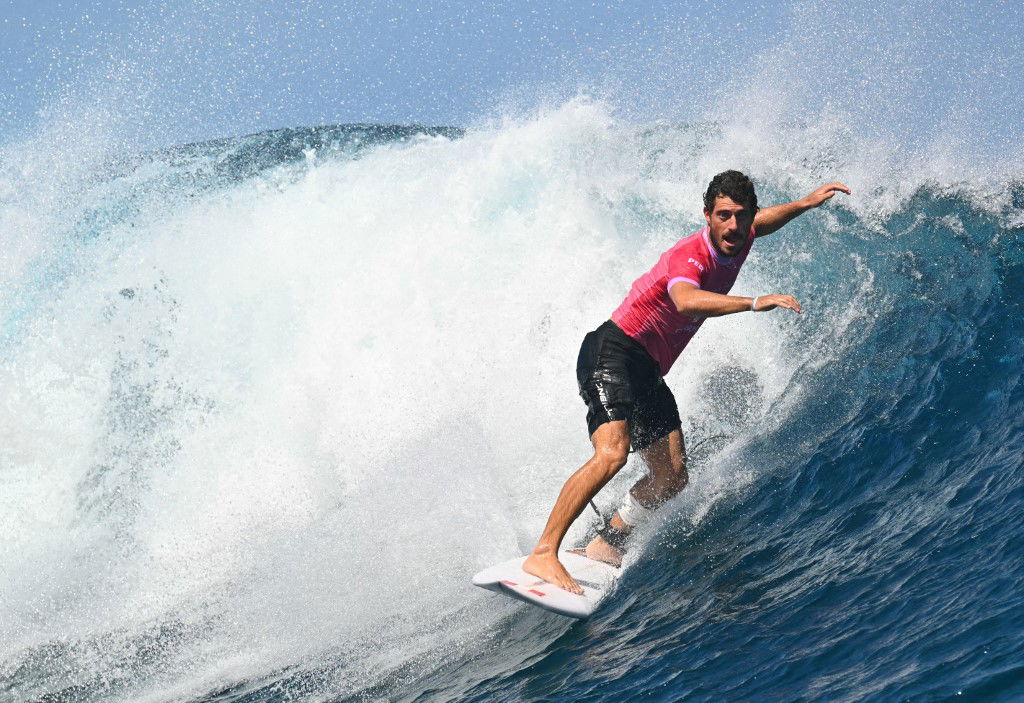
[{"left": 611, "top": 226, "right": 755, "bottom": 376}]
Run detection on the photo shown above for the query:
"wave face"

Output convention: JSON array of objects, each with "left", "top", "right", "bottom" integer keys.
[{"left": 2, "top": 101, "right": 1022, "bottom": 702}]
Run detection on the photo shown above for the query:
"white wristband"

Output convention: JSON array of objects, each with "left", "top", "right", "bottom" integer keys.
[{"left": 751, "top": 296, "right": 759, "bottom": 311}]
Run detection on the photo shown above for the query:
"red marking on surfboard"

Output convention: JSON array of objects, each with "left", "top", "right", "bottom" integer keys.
[
  {"left": 502, "top": 580, "right": 517, "bottom": 586},
  {"left": 528, "top": 589, "right": 546, "bottom": 596}
]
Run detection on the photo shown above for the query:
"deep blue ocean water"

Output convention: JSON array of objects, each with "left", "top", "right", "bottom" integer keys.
[{"left": 1, "top": 113, "right": 1022, "bottom": 702}]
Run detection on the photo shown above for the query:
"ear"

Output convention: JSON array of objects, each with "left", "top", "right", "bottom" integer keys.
[{"left": 703, "top": 207, "right": 712, "bottom": 227}]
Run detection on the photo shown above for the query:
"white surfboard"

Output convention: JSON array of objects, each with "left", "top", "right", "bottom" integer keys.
[{"left": 472, "top": 550, "right": 619, "bottom": 619}]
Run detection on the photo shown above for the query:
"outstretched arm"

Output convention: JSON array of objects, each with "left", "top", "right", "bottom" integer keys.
[
  {"left": 754, "top": 182, "right": 851, "bottom": 237},
  {"left": 669, "top": 282, "right": 802, "bottom": 317}
]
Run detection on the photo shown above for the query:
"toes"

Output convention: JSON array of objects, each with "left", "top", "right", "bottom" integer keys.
[{"left": 555, "top": 574, "right": 582, "bottom": 595}]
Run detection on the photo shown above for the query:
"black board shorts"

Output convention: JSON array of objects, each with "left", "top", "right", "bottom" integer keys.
[{"left": 576, "top": 320, "right": 681, "bottom": 451}]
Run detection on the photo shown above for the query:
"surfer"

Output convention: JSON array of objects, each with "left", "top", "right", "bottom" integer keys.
[{"left": 523, "top": 171, "right": 851, "bottom": 594}]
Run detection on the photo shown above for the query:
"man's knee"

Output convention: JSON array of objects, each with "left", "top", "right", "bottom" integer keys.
[
  {"left": 669, "top": 467, "right": 688, "bottom": 495},
  {"left": 593, "top": 439, "right": 629, "bottom": 478},
  {"left": 591, "top": 421, "right": 630, "bottom": 475},
  {"left": 667, "top": 454, "right": 689, "bottom": 493}
]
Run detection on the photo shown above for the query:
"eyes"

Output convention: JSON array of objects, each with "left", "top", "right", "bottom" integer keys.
[{"left": 716, "top": 210, "right": 749, "bottom": 221}]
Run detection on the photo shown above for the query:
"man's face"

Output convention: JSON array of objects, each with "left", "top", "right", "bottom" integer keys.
[{"left": 703, "top": 195, "right": 755, "bottom": 257}]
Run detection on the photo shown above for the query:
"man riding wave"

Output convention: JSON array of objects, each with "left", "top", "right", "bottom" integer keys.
[{"left": 524, "top": 170, "right": 851, "bottom": 594}]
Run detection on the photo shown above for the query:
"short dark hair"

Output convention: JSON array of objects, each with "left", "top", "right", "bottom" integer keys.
[{"left": 703, "top": 170, "right": 758, "bottom": 212}]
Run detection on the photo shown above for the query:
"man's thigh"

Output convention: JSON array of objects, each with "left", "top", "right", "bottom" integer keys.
[{"left": 640, "top": 429, "right": 687, "bottom": 476}]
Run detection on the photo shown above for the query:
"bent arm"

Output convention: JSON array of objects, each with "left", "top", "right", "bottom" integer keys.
[
  {"left": 669, "top": 282, "right": 754, "bottom": 317},
  {"left": 754, "top": 181, "right": 852, "bottom": 237},
  {"left": 669, "top": 282, "right": 802, "bottom": 316}
]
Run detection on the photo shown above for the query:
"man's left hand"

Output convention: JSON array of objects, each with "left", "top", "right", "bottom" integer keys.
[{"left": 803, "top": 182, "right": 852, "bottom": 208}]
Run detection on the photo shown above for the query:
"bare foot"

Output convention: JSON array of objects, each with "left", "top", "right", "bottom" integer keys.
[
  {"left": 523, "top": 551, "right": 584, "bottom": 595},
  {"left": 583, "top": 535, "right": 623, "bottom": 568}
]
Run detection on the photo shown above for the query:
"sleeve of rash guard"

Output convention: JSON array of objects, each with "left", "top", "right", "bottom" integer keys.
[{"left": 665, "top": 247, "right": 705, "bottom": 293}]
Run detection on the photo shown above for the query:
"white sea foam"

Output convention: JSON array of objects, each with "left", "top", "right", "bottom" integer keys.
[{"left": 0, "top": 92, "right": 1016, "bottom": 700}]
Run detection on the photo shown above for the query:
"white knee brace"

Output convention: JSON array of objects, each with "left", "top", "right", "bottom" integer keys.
[{"left": 617, "top": 491, "right": 654, "bottom": 528}]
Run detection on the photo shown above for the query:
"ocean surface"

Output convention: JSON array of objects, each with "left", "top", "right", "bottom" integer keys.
[{"left": 1, "top": 102, "right": 1022, "bottom": 702}]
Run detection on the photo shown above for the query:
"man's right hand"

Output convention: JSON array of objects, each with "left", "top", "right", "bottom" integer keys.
[{"left": 754, "top": 294, "right": 802, "bottom": 314}]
